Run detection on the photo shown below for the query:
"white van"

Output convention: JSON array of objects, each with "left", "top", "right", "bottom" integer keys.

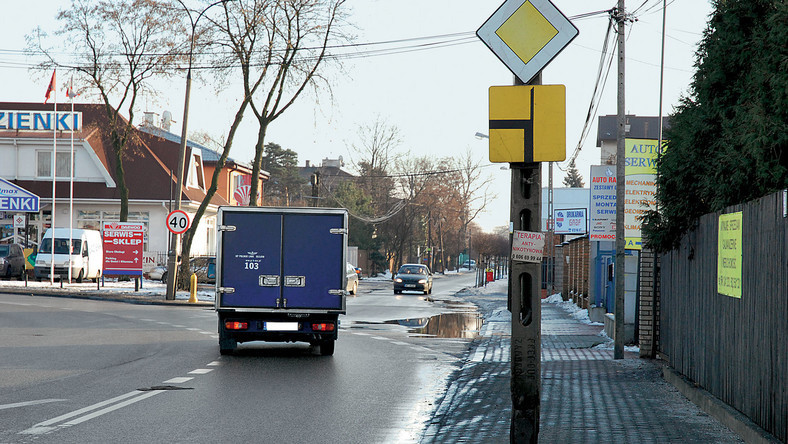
[{"left": 34, "top": 228, "right": 103, "bottom": 282}]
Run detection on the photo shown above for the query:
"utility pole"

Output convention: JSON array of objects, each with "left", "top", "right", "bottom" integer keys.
[
  {"left": 509, "top": 73, "right": 542, "bottom": 443},
  {"left": 614, "top": 0, "right": 627, "bottom": 360}
]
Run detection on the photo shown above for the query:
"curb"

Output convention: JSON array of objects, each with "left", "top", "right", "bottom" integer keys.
[
  {"left": 0, "top": 287, "right": 214, "bottom": 307},
  {"left": 662, "top": 367, "right": 781, "bottom": 444}
]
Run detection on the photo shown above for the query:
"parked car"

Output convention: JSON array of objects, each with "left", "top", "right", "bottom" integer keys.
[
  {"left": 159, "top": 256, "right": 216, "bottom": 284},
  {"left": 346, "top": 262, "right": 359, "bottom": 295},
  {"left": 146, "top": 265, "right": 166, "bottom": 281},
  {"left": 0, "top": 243, "right": 25, "bottom": 279},
  {"left": 393, "top": 263, "right": 433, "bottom": 295},
  {"left": 461, "top": 260, "right": 476, "bottom": 269}
]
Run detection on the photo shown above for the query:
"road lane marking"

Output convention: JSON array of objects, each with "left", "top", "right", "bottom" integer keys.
[
  {"left": 163, "top": 377, "right": 193, "bottom": 384},
  {"left": 188, "top": 369, "right": 213, "bottom": 375},
  {"left": 61, "top": 391, "right": 164, "bottom": 427},
  {"left": 20, "top": 391, "right": 144, "bottom": 435},
  {"left": 0, "top": 399, "right": 66, "bottom": 410},
  {"left": 207, "top": 361, "right": 222, "bottom": 366}
]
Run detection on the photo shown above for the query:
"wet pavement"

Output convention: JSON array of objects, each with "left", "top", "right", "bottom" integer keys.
[{"left": 420, "top": 284, "right": 745, "bottom": 443}]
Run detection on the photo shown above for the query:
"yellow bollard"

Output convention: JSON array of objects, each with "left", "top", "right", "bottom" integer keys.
[{"left": 188, "top": 273, "right": 198, "bottom": 303}]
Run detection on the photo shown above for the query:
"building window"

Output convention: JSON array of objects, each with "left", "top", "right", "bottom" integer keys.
[
  {"left": 187, "top": 152, "right": 205, "bottom": 190},
  {"left": 37, "top": 151, "right": 74, "bottom": 178}
]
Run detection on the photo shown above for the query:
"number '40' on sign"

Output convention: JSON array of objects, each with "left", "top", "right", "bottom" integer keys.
[{"left": 166, "top": 210, "right": 191, "bottom": 235}]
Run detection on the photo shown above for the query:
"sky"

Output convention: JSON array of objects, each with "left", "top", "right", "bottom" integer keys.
[{"left": 1, "top": 0, "right": 714, "bottom": 232}]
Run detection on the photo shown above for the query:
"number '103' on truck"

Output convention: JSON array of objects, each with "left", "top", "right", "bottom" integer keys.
[{"left": 215, "top": 207, "right": 349, "bottom": 356}]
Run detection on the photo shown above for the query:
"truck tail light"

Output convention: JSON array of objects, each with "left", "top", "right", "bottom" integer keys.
[
  {"left": 225, "top": 321, "right": 248, "bottom": 330},
  {"left": 312, "top": 323, "right": 335, "bottom": 332}
]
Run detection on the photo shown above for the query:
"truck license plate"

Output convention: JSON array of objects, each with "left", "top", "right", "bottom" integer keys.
[{"left": 264, "top": 322, "right": 299, "bottom": 331}]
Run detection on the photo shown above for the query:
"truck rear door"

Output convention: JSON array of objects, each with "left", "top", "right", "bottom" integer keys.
[
  {"left": 219, "top": 210, "right": 283, "bottom": 308},
  {"left": 281, "top": 213, "right": 345, "bottom": 310},
  {"left": 218, "top": 209, "right": 346, "bottom": 311}
]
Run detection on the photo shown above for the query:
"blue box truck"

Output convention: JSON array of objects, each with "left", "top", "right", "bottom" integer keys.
[{"left": 215, "top": 206, "right": 348, "bottom": 356}]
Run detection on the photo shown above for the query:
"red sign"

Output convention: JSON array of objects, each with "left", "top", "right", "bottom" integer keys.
[
  {"left": 102, "top": 222, "right": 145, "bottom": 276},
  {"left": 166, "top": 210, "right": 190, "bottom": 235}
]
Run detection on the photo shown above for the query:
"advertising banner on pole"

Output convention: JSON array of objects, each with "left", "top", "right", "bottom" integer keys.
[
  {"left": 102, "top": 222, "right": 145, "bottom": 276},
  {"left": 511, "top": 230, "right": 545, "bottom": 263},
  {"left": 624, "top": 139, "right": 661, "bottom": 249},
  {"left": 589, "top": 165, "right": 616, "bottom": 241}
]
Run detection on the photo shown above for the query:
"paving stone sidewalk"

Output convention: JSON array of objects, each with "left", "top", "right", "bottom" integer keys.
[{"left": 421, "top": 291, "right": 743, "bottom": 443}]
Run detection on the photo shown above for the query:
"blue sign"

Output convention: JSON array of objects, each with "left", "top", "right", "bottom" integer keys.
[
  {"left": 0, "top": 178, "right": 39, "bottom": 212},
  {"left": 0, "top": 110, "right": 81, "bottom": 131}
]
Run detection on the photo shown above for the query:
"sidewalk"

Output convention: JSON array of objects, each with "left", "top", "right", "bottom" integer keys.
[{"left": 421, "top": 283, "right": 744, "bottom": 443}]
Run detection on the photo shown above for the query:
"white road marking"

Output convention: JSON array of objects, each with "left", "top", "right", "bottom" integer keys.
[
  {"left": 199, "top": 331, "right": 212, "bottom": 335},
  {"left": 185, "top": 328, "right": 201, "bottom": 331},
  {"left": 188, "top": 369, "right": 213, "bottom": 375},
  {"left": 371, "top": 336, "right": 391, "bottom": 341},
  {"left": 0, "top": 399, "right": 66, "bottom": 410},
  {"left": 207, "top": 361, "right": 222, "bottom": 366},
  {"left": 61, "top": 391, "right": 163, "bottom": 427},
  {"left": 20, "top": 391, "right": 145, "bottom": 435},
  {"left": 163, "top": 377, "right": 193, "bottom": 384}
]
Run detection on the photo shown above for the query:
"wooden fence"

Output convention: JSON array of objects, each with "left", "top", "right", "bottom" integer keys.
[{"left": 659, "top": 190, "right": 787, "bottom": 442}]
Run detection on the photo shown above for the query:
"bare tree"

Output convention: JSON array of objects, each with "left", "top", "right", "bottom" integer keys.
[
  {"left": 351, "top": 116, "right": 400, "bottom": 215},
  {"left": 28, "top": 0, "right": 186, "bottom": 221},
  {"left": 217, "top": 0, "right": 350, "bottom": 207}
]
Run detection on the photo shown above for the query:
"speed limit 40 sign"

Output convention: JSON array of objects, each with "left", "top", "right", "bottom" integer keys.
[{"left": 166, "top": 210, "right": 191, "bottom": 234}]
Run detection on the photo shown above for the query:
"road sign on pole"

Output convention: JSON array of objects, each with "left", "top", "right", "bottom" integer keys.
[
  {"left": 477, "top": 0, "right": 578, "bottom": 84},
  {"left": 166, "top": 210, "right": 191, "bottom": 235},
  {"left": 488, "top": 84, "right": 566, "bottom": 163}
]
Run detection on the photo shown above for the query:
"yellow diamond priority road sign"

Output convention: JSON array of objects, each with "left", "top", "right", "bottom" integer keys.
[
  {"left": 477, "top": 0, "right": 578, "bottom": 84},
  {"left": 489, "top": 84, "right": 565, "bottom": 163}
]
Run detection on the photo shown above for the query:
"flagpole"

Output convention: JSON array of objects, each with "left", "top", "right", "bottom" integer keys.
[
  {"left": 68, "top": 75, "right": 75, "bottom": 283},
  {"left": 50, "top": 69, "right": 57, "bottom": 286}
]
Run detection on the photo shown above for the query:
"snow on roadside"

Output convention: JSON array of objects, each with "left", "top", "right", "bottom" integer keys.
[
  {"left": 542, "top": 293, "right": 603, "bottom": 326},
  {"left": 0, "top": 277, "right": 215, "bottom": 302}
]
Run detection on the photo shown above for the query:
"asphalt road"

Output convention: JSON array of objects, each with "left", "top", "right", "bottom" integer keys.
[{"left": 0, "top": 271, "right": 479, "bottom": 443}]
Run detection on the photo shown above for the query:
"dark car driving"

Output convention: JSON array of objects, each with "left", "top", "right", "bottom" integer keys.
[{"left": 393, "top": 263, "right": 433, "bottom": 295}]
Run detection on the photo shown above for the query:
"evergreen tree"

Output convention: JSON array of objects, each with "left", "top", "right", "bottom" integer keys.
[
  {"left": 643, "top": 0, "right": 788, "bottom": 252},
  {"left": 562, "top": 160, "right": 585, "bottom": 188},
  {"left": 261, "top": 143, "right": 305, "bottom": 205}
]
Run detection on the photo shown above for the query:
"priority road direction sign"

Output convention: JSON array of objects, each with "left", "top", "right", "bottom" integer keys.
[
  {"left": 477, "top": 0, "right": 579, "bottom": 84},
  {"left": 488, "top": 84, "right": 566, "bottom": 163},
  {"left": 166, "top": 209, "right": 191, "bottom": 235}
]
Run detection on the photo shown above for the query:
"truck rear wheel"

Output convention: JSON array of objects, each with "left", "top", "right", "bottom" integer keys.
[{"left": 319, "top": 340, "right": 335, "bottom": 356}]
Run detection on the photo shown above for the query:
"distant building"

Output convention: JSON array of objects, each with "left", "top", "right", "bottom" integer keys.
[
  {"left": 297, "top": 157, "right": 356, "bottom": 202},
  {"left": 596, "top": 114, "right": 671, "bottom": 164},
  {"left": 0, "top": 102, "right": 267, "bottom": 265}
]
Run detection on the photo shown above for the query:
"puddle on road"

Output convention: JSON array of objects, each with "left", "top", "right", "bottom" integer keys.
[{"left": 387, "top": 312, "right": 484, "bottom": 339}]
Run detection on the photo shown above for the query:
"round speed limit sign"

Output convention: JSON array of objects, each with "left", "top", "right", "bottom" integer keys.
[{"left": 166, "top": 210, "right": 191, "bottom": 234}]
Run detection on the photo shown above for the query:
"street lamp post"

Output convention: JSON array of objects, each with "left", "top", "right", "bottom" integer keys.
[{"left": 165, "top": 0, "right": 227, "bottom": 300}]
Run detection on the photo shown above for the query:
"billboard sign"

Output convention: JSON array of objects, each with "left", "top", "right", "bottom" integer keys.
[
  {"left": 511, "top": 230, "right": 545, "bottom": 263},
  {"left": 102, "top": 222, "right": 145, "bottom": 276},
  {"left": 589, "top": 165, "right": 616, "bottom": 241},
  {"left": 554, "top": 208, "right": 587, "bottom": 235},
  {"left": 717, "top": 212, "right": 743, "bottom": 298},
  {"left": 624, "top": 139, "right": 661, "bottom": 249},
  {"left": 0, "top": 178, "right": 39, "bottom": 212}
]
